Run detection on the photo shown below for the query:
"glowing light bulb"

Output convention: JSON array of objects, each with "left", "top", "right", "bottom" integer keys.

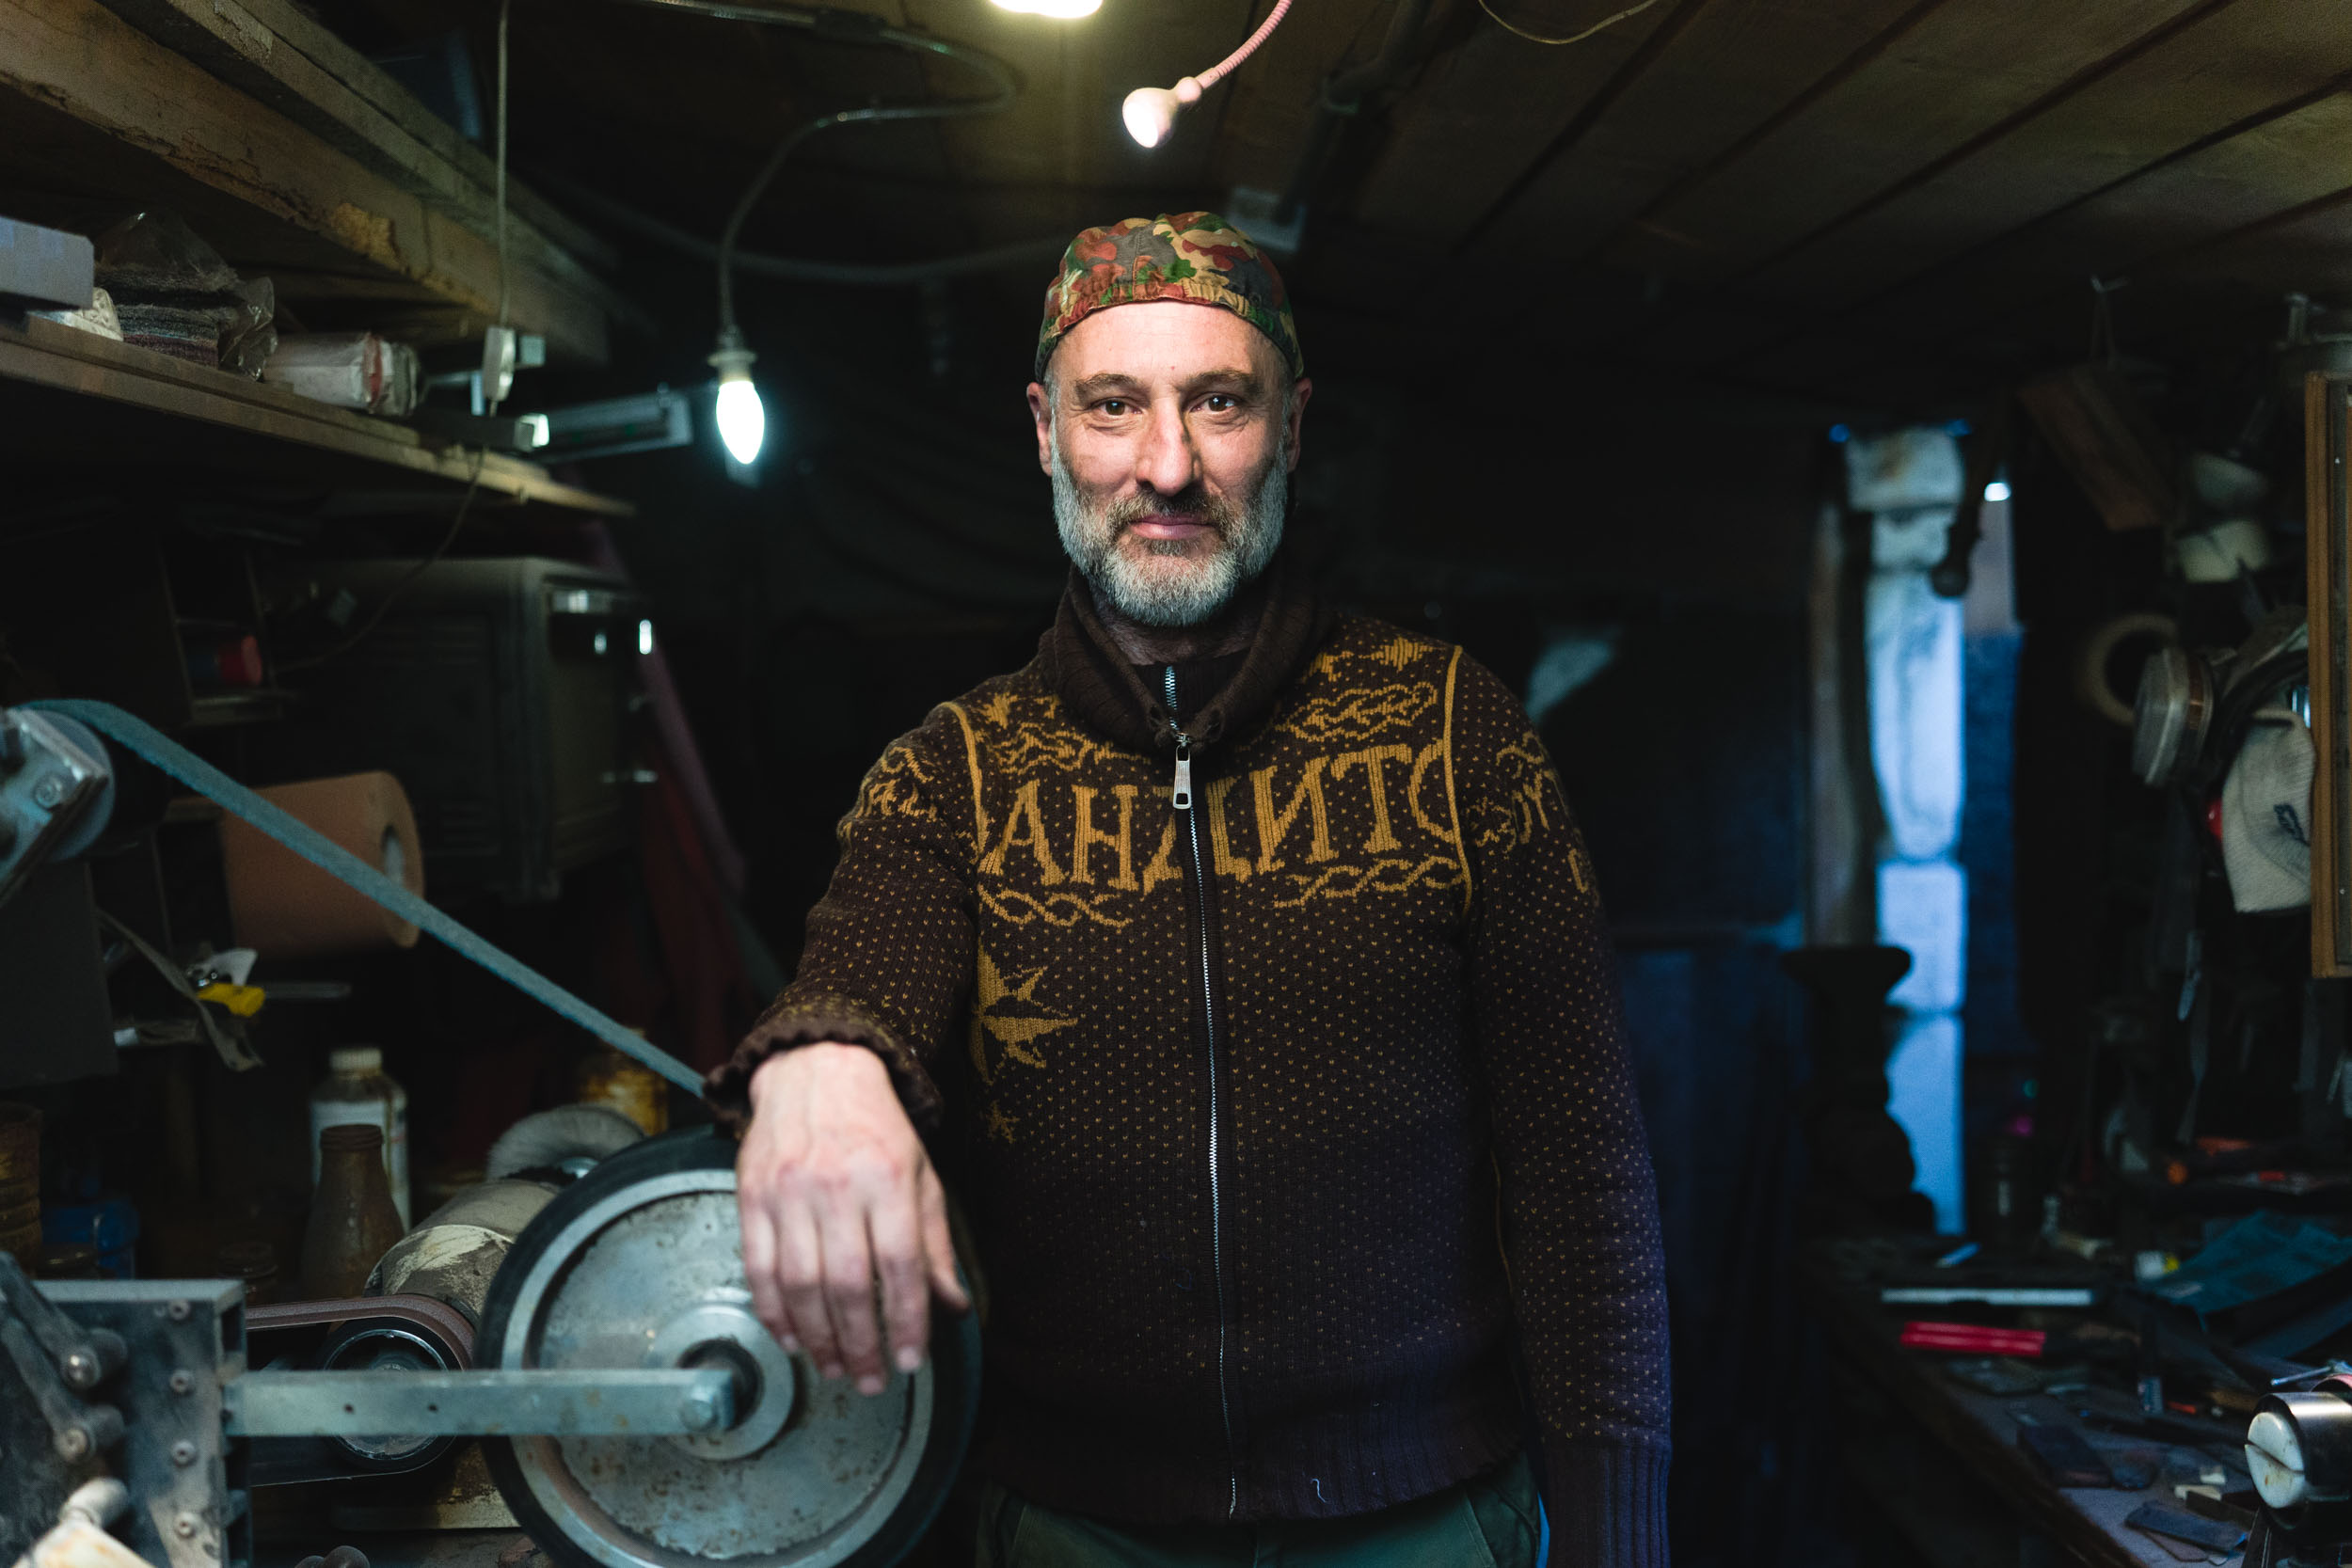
[
  {"left": 1122, "top": 86, "right": 1182, "bottom": 149},
  {"left": 992, "top": 0, "right": 1100, "bottom": 14},
  {"left": 709, "top": 336, "right": 764, "bottom": 467},
  {"left": 1983, "top": 479, "right": 2012, "bottom": 503}
]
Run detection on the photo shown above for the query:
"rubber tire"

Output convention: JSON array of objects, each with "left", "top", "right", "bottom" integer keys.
[{"left": 477, "top": 1127, "right": 982, "bottom": 1568}]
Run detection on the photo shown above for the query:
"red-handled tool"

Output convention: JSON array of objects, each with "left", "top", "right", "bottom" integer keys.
[{"left": 1899, "top": 1321, "right": 2047, "bottom": 1357}]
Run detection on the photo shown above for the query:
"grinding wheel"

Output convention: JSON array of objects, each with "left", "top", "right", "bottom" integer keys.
[{"left": 478, "top": 1129, "right": 980, "bottom": 1568}]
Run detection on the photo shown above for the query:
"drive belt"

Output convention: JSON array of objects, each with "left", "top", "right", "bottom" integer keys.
[{"left": 31, "top": 698, "right": 705, "bottom": 1095}]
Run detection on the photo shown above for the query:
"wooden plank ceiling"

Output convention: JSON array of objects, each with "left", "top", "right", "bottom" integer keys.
[{"left": 342, "top": 0, "right": 2352, "bottom": 410}]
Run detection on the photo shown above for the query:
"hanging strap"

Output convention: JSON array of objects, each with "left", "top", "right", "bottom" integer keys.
[{"left": 32, "top": 698, "right": 705, "bottom": 1096}]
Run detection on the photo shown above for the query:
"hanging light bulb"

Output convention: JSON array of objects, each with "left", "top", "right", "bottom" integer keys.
[
  {"left": 1121, "top": 82, "right": 1196, "bottom": 149},
  {"left": 708, "top": 329, "right": 765, "bottom": 467},
  {"left": 1120, "top": 0, "right": 1291, "bottom": 150}
]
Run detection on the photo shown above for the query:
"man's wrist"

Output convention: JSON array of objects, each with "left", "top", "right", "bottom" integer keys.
[{"left": 748, "top": 1039, "right": 882, "bottom": 1106}]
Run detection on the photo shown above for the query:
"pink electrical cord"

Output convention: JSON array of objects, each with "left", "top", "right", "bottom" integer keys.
[{"left": 1196, "top": 0, "right": 1293, "bottom": 90}]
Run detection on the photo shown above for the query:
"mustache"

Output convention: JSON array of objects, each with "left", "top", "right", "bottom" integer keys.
[{"left": 1104, "top": 487, "right": 1240, "bottom": 534}]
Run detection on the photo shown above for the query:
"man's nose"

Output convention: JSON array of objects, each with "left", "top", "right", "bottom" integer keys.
[{"left": 1135, "top": 403, "right": 1200, "bottom": 497}]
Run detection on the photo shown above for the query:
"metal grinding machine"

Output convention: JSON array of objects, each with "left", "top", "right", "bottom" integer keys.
[{"left": 0, "top": 702, "right": 980, "bottom": 1568}]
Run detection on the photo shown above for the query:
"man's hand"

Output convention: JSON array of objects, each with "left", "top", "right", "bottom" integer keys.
[{"left": 736, "top": 1043, "right": 969, "bottom": 1395}]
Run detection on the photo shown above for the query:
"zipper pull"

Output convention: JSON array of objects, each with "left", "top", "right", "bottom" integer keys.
[{"left": 1172, "top": 739, "right": 1193, "bottom": 811}]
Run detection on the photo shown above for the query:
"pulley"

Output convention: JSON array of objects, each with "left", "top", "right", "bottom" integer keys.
[{"left": 477, "top": 1129, "right": 980, "bottom": 1568}]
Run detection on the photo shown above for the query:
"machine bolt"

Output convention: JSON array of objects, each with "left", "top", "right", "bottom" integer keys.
[
  {"left": 168, "top": 1370, "right": 195, "bottom": 1395},
  {"left": 170, "top": 1440, "right": 198, "bottom": 1466},
  {"left": 60, "top": 1350, "right": 98, "bottom": 1389},
  {"left": 29, "top": 775, "right": 65, "bottom": 809},
  {"left": 54, "top": 1427, "right": 90, "bottom": 1462},
  {"left": 679, "top": 1388, "right": 723, "bottom": 1433},
  {"left": 170, "top": 1513, "right": 200, "bottom": 1540},
  {"left": 166, "top": 1300, "right": 193, "bottom": 1323}
]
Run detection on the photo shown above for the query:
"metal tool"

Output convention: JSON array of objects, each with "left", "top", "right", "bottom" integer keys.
[{"left": 2, "top": 1133, "right": 981, "bottom": 1568}]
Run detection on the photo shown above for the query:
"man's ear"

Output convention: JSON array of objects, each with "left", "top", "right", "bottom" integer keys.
[
  {"left": 1026, "top": 381, "right": 1055, "bottom": 475},
  {"left": 1284, "top": 377, "right": 1313, "bottom": 471}
]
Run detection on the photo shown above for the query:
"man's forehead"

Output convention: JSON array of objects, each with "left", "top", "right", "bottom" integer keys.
[{"left": 1050, "top": 300, "right": 1282, "bottom": 384}]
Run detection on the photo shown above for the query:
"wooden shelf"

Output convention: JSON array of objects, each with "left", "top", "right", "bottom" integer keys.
[
  {"left": 0, "top": 0, "right": 623, "bottom": 363},
  {"left": 0, "top": 314, "right": 631, "bottom": 516}
]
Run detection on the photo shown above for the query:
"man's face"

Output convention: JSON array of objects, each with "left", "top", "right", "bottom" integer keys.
[{"left": 1028, "top": 301, "right": 1311, "bottom": 627}]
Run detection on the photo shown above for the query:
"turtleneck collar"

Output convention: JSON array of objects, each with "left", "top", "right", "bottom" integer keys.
[{"left": 1039, "top": 555, "right": 1329, "bottom": 753}]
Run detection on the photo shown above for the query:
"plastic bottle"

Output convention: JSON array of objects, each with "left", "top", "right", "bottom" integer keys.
[
  {"left": 310, "top": 1047, "right": 409, "bottom": 1227},
  {"left": 303, "top": 1124, "right": 405, "bottom": 1300}
]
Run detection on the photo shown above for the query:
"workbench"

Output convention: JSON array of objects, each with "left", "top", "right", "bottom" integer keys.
[{"left": 1810, "top": 1267, "right": 2251, "bottom": 1567}]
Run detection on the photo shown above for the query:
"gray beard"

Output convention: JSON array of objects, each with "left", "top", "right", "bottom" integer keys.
[{"left": 1052, "top": 437, "right": 1287, "bottom": 627}]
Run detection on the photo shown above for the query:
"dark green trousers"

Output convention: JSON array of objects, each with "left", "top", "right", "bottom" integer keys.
[{"left": 976, "top": 1451, "right": 1546, "bottom": 1568}]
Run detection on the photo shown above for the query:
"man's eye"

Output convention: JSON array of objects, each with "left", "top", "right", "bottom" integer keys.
[
  {"left": 1203, "top": 394, "right": 1238, "bottom": 412},
  {"left": 1098, "top": 399, "right": 1131, "bottom": 416}
]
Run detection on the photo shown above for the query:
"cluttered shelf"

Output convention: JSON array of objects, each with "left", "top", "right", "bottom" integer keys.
[{"left": 0, "top": 313, "right": 628, "bottom": 516}]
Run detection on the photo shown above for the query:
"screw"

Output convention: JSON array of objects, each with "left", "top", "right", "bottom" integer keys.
[
  {"left": 170, "top": 1513, "right": 200, "bottom": 1540},
  {"left": 29, "top": 775, "right": 65, "bottom": 809},
  {"left": 167, "top": 1300, "right": 193, "bottom": 1323},
  {"left": 169, "top": 1370, "right": 195, "bottom": 1395},
  {"left": 170, "top": 1439, "right": 199, "bottom": 1466},
  {"left": 60, "top": 1350, "right": 98, "bottom": 1389},
  {"left": 54, "top": 1427, "right": 90, "bottom": 1462},
  {"left": 679, "top": 1389, "right": 722, "bottom": 1433}
]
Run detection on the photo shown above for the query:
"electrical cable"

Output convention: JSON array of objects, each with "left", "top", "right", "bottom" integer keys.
[
  {"left": 1476, "top": 0, "right": 1664, "bottom": 45},
  {"left": 529, "top": 168, "right": 1067, "bottom": 287},
  {"left": 711, "top": 55, "right": 1017, "bottom": 335},
  {"left": 488, "top": 0, "right": 514, "bottom": 414},
  {"left": 595, "top": 0, "right": 1019, "bottom": 335},
  {"left": 276, "top": 451, "right": 490, "bottom": 673},
  {"left": 1275, "top": 0, "right": 1433, "bottom": 225}
]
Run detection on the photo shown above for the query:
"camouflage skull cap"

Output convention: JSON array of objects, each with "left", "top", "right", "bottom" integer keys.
[{"left": 1035, "top": 212, "right": 1303, "bottom": 382}]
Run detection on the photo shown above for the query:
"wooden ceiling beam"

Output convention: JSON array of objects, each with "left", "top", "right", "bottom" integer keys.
[
  {"left": 1599, "top": 0, "right": 2220, "bottom": 289},
  {"left": 1708, "top": 0, "right": 2244, "bottom": 291},
  {"left": 1441, "top": 0, "right": 1715, "bottom": 255},
  {"left": 1565, "top": 0, "right": 1956, "bottom": 269},
  {"left": 1730, "top": 92, "right": 2352, "bottom": 391},
  {"left": 1343, "top": 0, "right": 1695, "bottom": 244},
  {"left": 1716, "top": 65, "right": 2352, "bottom": 377}
]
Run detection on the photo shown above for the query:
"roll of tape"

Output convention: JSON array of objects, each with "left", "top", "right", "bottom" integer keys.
[
  {"left": 34, "top": 699, "right": 702, "bottom": 1094},
  {"left": 218, "top": 772, "right": 423, "bottom": 957}
]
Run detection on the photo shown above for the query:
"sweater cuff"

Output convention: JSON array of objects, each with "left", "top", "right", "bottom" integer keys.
[
  {"left": 702, "top": 1002, "right": 942, "bottom": 1132},
  {"left": 1539, "top": 1439, "right": 1669, "bottom": 1568}
]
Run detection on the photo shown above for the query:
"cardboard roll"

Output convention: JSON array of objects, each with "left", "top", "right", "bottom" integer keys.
[
  {"left": 217, "top": 771, "right": 422, "bottom": 957},
  {"left": 477, "top": 1131, "right": 979, "bottom": 1568}
]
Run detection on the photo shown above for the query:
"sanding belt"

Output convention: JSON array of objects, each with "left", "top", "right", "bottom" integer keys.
[{"left": 33, "top": 698, "right": 705, "bottom": 1096}]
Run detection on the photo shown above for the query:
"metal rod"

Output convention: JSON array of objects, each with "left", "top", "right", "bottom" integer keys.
[{"left": 225, "top": 1368, "right": 739, "bottom": 1437}]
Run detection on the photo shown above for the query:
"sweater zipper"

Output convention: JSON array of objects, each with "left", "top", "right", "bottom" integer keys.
[{"left": 1165, "top": 663, "right": 1238, "bottom": 1518}]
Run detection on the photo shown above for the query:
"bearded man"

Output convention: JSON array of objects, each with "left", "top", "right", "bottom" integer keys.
[{"left": 707, "top": 214, "right": 1670, "bottom": 1567}]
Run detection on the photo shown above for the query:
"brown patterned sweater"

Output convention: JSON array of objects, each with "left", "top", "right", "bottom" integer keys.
[{"left": 708, "top": 564, "right": 1670, "bottom": 1565}]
